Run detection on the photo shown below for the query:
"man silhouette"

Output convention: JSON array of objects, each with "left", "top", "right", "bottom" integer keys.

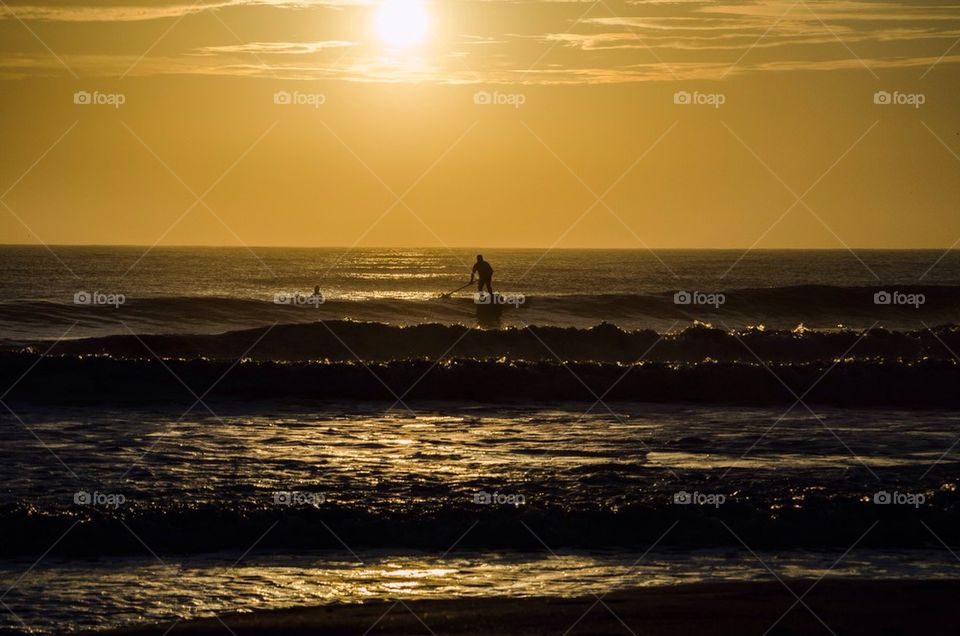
[{"left": 470, "top": 254, "right": 493, "bottom": 295}]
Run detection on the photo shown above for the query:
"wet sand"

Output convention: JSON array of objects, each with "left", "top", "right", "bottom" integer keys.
[{"left": 91, "top": 579, "right": 959, "bottom": 635}]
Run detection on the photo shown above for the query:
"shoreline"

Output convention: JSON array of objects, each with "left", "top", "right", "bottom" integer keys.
[{"left": 85, "top": 579, "right": 960, "bottom": 635}]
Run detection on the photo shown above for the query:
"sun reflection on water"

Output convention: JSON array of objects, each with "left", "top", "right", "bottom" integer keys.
[{"left": 4, "top": 550, "right": 959, "bottom": 634}]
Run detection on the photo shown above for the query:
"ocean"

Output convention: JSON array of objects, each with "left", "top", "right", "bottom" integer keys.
[
  {"left": 3, "top": 246, "right": 960, "bottom": 338},
  {"left": 0, "top": 247, "right": 958, "bottom": 633}
]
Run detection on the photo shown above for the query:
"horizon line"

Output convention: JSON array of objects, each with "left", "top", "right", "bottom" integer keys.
[{"left": 0, "top": 243, "right": 958, "bottom": 252}]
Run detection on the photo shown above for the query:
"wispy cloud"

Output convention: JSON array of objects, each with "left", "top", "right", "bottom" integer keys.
[
  {"left": 4, "top": 47, "right": 960, "bottom": 83},
  {"left": 192, "top": 40, "right": 357, "bottom": 55},
  {"left": 0, "top": 0, "right": 361, "bottom": 23},
  {"left": 1, "top": 0, "right": 959, "bottom": 82}
]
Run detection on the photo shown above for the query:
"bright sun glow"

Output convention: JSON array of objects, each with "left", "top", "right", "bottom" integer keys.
[{"left": 376, "top": 0, "right": 429, "bottom": 48}]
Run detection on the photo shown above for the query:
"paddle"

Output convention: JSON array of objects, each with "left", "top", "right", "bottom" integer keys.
[{"left": 439, "top": 282, "right": 473, "bottom": 299}]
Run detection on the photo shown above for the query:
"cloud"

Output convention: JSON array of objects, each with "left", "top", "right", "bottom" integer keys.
[
  {"left": 1, "top": 0, "right": 959, "bottom": 83},
  {"left": 547, "top": 27, "right": 960, "bottom": 53},
  {"left": 4, "top": 45, "right": 959, "bottom": 84},
  {"left": 0, "top": 0, "right": 361, "bottom": 22},
  {"left": 193, "top": 41, "right": 357, "bottom": 55}
]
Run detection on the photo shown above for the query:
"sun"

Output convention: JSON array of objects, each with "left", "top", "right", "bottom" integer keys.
[{"left": 376, "top": 0, "right": 429, "bottom": 48}]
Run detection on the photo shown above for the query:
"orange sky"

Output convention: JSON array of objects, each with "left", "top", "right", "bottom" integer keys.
[{"left": 1, "top": 0, "right": 959, "bottom": 248}]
